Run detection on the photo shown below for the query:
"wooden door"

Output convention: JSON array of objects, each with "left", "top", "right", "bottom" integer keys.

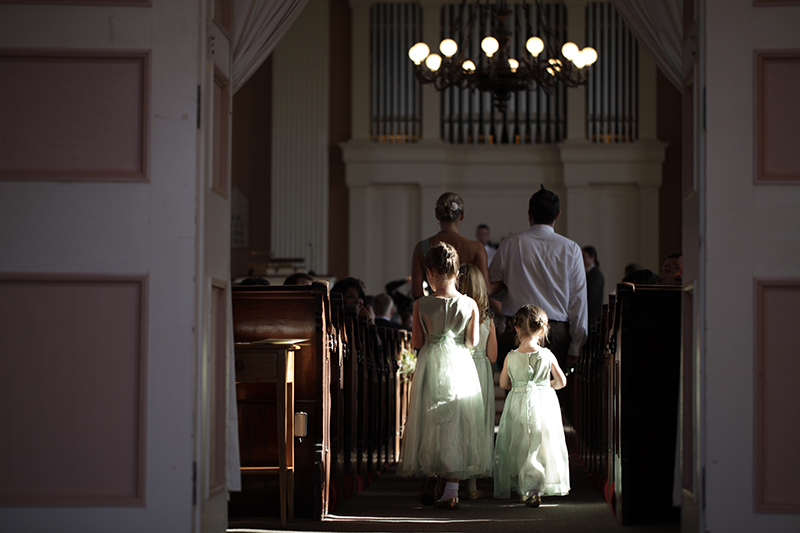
[
  {"left": 197, "top": 1, "right": 234, "bottom": 531},
  {"left": 0, "top": 1, "right": 233, "bottom": 532}
]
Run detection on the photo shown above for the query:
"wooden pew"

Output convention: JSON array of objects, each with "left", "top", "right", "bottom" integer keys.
[
  {"left": 327, "top": 293, "right": 346, "bottom": 510},
  {"left": 340, "top": 305, "right": 359, "bottom": 499},
  {"left": 229, "top": 284, "right": 332, "bottom": 520},
  {"left": 610, "top": 283, "right": 681, "bottom": 525}
]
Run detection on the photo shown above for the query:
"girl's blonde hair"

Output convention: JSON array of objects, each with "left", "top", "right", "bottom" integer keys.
[
  {"left": 514, "top": 305, "right": 550, "bottom": 345},
  {"left": 458, "top": 263, "right": 492, "bottom": 323},
  {"left": 425, "top": 241, "right": 460, "bottom": 285}
]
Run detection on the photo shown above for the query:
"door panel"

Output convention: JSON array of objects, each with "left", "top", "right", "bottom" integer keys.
[{"left": 0, "top": 2, "right": 212, "bottom": 531}]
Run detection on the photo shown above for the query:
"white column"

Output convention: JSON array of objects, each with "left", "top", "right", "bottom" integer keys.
[{"left": 272, "top": 0, "right": 330, "bottom": 274}]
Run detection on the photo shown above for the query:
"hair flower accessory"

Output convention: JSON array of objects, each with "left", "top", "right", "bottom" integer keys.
[{"left": 450, "top": 201, "right": 460, "bottom": 211}]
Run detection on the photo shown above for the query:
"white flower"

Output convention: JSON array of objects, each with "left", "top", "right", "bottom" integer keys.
[{"left": 450, "top": 201, "right": 459, "bottom": 211}]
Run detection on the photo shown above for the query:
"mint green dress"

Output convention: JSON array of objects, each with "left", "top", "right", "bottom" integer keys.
[
  {"left": 397, "top": 294, "right": 492, "bottom": 480},
  {"left": 494, "top": 347, "right": 570, "bottom": 499},
  {"left": 470, "top": 317, "right": 495, "bottom": 474}
]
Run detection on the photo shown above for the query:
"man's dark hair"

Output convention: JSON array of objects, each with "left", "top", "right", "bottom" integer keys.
[
  {"left": 528, "top": 185, "right": 560, "bottom": 225},
  {"left": 583, "top": 245, "right": 599, "bottom": 267},
  {"left": 477, "top": 224, "right": 489, "bottom": 231},
  {"left": 668, "top": 252, "right": 683, "bottom": 259}
]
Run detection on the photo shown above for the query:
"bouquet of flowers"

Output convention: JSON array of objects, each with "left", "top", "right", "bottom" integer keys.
[{"left": 398, "top": 347, "right": 417, "bottom": 378}]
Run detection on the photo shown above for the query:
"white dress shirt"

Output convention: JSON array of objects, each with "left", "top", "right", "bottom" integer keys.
[{"left": 489, "top": 224, "right": 588, "bottom": 356}]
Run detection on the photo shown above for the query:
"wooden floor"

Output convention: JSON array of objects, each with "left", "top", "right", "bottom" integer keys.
[
  {"left": 227, "top": 457, "right": 680, "bottom": 533},
  {"left": 229, "top": 371, "right": 681, "bottom": 533}
]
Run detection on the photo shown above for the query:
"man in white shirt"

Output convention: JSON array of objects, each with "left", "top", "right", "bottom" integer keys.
[{"left": 489, "top": 185, "right": 588, "bottom": 374}]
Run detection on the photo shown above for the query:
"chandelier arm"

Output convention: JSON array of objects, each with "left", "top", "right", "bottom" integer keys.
[{"left": 407, "top": 0, "right": 595, "bottom": 114}]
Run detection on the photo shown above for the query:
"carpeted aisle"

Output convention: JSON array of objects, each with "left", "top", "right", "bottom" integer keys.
[{"left": 227, "top": 457, "right": 680, "bottom": 533}]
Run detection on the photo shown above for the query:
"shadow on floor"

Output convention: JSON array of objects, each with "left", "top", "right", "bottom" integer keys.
[{"left": 227, "top": 457, "right": 680, "bottom": 533}]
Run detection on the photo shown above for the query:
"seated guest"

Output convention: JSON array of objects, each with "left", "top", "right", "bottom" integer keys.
[
  {"left": 660, "top": 253, "right": 683, "bottom": 285},
  {"left": 331, "top": 277, "right": 375, "bottom": 323},
  {"left": 385, "top": 276, "right": 414, "bottom": 318},
  {"left": 235, "top": 276, "right": 270, "bottom": 285},
  {"left": 622, "top": 269, "right": 661, "bottom": 285},
  {"left": 283, "top": 272, "right": 314, "bottom": 285},
  {"left": 372, "top": 293, "right": 403, "bottom": 330},
  {"left": 624, "top": 262, "right": 644, "bottom": 278}
]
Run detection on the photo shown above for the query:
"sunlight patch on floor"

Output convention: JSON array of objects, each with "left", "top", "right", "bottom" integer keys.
[{"left": 323, "top": 514, "right": 550, "bottom": 523}]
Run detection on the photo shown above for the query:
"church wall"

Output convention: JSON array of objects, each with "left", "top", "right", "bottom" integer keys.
[
  {"left": 328, "top": 0, "right": 352, "bottom": 280},
  {"left": 231, "top": 58, "right": 273, "bottom": 279},
  {"left": 657, "top": 69, "right": 683, "bottom": 269},
  {"left": 703, "top": 0, "right": 800, "bottom": 530}
]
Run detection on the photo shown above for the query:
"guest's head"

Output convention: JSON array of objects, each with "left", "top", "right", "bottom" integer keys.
[
  {"left": 475, "top": 224, "right": 491, "bottom": 245},
  {"left": 458, "top": 263, "right": 491, "bottom": 323},
  {"left": 528, "top": 185, "right": 560, "bottom": 225},
  {"left": 514, "top": 304, "right": 550, "bottom": 345},
  {"left": 624, "top": 263, "right": 643, "bottom": 278},
  {"left": 283, "top": 272, "right": 314, "bottom": 285},
  {"left": 372, "top": 293, "right": 394, "bottom": 320},
  {"left": 660, "top": 253, "right": 683, "bottom": 285},
  {"left": 622, "top": 269, "right": 661, "bottom": 285},
  {"left": 425, "top": 241, "right": 460, "bottom": 288},
  {"left": 582, "top": 245, "right": 599, "bottom": 270},
  {"left": 435, "top": 192, "right": 465, "bottom": 223},
  {"left": 236, "top": 277, "right": 270, "bottom": 286},
  {"left": 331, "top": 277, "right": 366, "bottom": 311}
]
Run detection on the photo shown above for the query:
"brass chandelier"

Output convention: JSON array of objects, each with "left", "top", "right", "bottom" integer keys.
[{"left": 408, "top": 0, "right": 598, "bottom": 112}]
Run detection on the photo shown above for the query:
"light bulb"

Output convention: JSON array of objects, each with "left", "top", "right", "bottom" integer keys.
[
  {"left": 408, "top": 42, "right": 430, "bottom": 65},
  {"left": 425, "top": 53, "right": 442, "bottom": 72},
  {"left": 462, "top": 60, "right": 476, "bottom": 72},
  {"left": 561, "top": 42, "right": 579, "bottom": 61},
  {"left": 440, "top": 39, "right": 458, "bottom": 58},
  {"left": 481, "top": 36, "right": 499, "bottom": 58},
  {"left": 508, "top": 58, "right": 519, "bottom": 73},
  {"left": 573, "top": 54, "right": 588, "bottom": 69},
  {"left": 582, "top": 47, "right": 598, "bottom": 66},
  {"left": 526, "top": 36, "right": 544, "bottom": 57}
]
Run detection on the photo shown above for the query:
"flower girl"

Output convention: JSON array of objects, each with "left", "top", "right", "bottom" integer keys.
[
  {"left": 494, "top": 305, "right": 570, "bottom": 506},
  {"left": 397, "top": 242, "right": 492, "bottom": 510}
]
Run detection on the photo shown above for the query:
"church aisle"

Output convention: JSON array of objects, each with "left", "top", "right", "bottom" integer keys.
[{"left": 227, "top": 458, "right": 680, "bottom": 533}]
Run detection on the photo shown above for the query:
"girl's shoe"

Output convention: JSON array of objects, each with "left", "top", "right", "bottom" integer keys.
[
  {"left": 419, "top": 476, "right": 437, "bottom": 506},
  {"left": 525, "top": 494, "right": 542, "bottom": 508},
  {"left": 433, "top": 497, "right": 460, "bottom": 510},
  {"left": 465, "top": 489, "right": 485, "bottom": 500}
]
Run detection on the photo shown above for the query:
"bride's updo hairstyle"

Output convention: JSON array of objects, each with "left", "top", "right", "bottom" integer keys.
[
  {"left": 425, "top": 241, "right": 460, "bottom": 284},
  {"left": 434, "top": 192, "right": 465, "bottom": 223},
  {"left": 514, "top": 304, "right": 550, "bottom": 344}
]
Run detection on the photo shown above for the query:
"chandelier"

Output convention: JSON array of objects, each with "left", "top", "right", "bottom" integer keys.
[{"left": 408, "top": 0, "right": 598, "bottom": 113}]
